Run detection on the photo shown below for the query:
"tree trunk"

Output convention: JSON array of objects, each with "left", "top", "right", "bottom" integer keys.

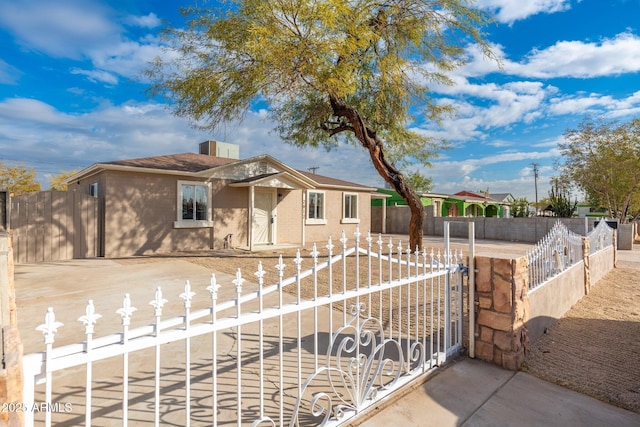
[{"left": 328, "top": 95, "right": 425, "bottom": 251}]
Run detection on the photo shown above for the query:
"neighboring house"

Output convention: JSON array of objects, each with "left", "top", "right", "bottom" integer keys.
[
  {"left": 372, "top": 189, "right": 510, "bottom": 218},
  {"left": 65, "top": 141, "right": 375, "bottom": 258},
  {"left": 443, "top": 191, "right": 507, "bottom": 218}
]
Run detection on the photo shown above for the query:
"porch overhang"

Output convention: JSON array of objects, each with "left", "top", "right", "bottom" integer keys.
[{"left": 228, "top": 172, "right": 314, "bottom": 190}]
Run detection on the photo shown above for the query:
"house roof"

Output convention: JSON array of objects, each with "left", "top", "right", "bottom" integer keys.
[
  {"left": 491, "top": 193, "right": 514, "bottom": 202},
  {"left": 103, "top": 152, "right": 237, "bottom": 172},
  {"left": 65, "top": 152, "right": 374, "bottom": 192},
  {"left": 298, "top": 170, "right": 373, "bottom": 190}
]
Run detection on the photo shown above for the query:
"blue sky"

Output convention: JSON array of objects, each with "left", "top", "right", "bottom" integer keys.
[{"left": 1, "top": 0, "right": 639, "bottom": 202}]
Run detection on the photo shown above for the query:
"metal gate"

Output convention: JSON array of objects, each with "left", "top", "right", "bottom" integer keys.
[{"left": 22, "top": 225, "right": 467, "bottom": 426}]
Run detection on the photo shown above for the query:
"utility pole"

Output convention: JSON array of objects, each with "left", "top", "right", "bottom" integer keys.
[
  {"left": 531, "top": 162, "right": 539, "bottom": 214},
  {"left": 307, "top": 166, "right": 320, "bottom": 174}
]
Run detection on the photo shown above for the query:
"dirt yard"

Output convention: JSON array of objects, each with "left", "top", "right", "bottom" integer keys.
[{"left": 524, "top": 267, "right": 640, "bottom": 414}]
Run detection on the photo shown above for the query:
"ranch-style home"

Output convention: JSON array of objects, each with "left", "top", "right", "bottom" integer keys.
[{"left": 65, "top": 141, "right": 375, "bottom": 258}]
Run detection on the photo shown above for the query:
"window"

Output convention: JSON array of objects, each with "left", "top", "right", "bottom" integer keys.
[
  {"left": 89, "top": 182, "right": 98, "bottom": 198},
  {"left": 175, "top": 180, "right": 213, "bottom": 228},
  {"left": 306, "top": 191, "right": 326, "bottom": 224},
  {"left": 342, "top": 193, "right": 359, "bottom": 223}
]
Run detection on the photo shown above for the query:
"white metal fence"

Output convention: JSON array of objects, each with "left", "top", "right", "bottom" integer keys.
[
  {"left": 526, "top": 219, "right": 615, "bottom": 291},
  {"left": 526, "top": 221, "right": 584, "bottom": 291},
  {"left": 22, "top": 227, "right": 466, "bottom": 426},
  {"left": 587, "top": 220, "right": 615, "bottom": 255}
]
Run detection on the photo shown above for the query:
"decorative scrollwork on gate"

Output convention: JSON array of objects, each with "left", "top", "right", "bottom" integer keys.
[{"left": 289, "top": 304, "right": 412, "bottom": 426}]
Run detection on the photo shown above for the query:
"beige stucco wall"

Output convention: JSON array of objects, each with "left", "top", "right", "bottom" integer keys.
[
  {"left": 211, "top": 180, "right": 248, "bottom": 249},
  {"left": 526, "top": 261, "right": 585, "bottom": 343},
  {"left": 102, "top": 171, "right": 213, "bottom": 257},
  {"left": 589, "top": 246, "right": 615, "bottom": 287},
  {"left": 303, "top": 190, "right": 372, "bottom": 245},
  {"left": 70, "top": 171, "right": 373, "bottom": 256},
  {"left": 276, "top": 189, "right": 303, "bottom": 245}
]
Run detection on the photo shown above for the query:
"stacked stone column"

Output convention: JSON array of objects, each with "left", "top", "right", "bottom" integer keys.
[
  {"left": 0, "top": 233, "right": 23, "bottom": 427},
  {"left": 474, "top": 256, "right": 529, "bottom": 371}
]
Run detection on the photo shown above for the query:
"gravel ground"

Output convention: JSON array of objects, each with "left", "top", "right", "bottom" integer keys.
[{"left": 524, "top": 267, "right": 640, "bottom": 414}]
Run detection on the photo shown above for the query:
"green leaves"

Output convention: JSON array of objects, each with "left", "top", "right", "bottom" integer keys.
[
  {"left": 0, "top": 161, "right": 41, "bottom": 195},
  {"left": 560, "top": 117, "right": 640, "bottom": 222},
  {"left": 148, "top": 0, "right": 491, "bottom": 162}
]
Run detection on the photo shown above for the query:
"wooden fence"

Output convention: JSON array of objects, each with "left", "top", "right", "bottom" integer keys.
[{"left": 10, "top": 191, "right": 98, "bottom": 264}]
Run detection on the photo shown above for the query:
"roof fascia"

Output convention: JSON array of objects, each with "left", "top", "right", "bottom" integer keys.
[{"left": 63, "top": 163, "right": 200, "bottom": 184}]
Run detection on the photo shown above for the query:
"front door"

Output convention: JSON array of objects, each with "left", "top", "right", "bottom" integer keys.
[{"left": 253, "top": 190, "right": 274, "bottom": 244}]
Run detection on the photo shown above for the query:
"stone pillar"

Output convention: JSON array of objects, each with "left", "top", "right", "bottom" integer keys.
[
  {"left": 474, "top": 256, "right": 529, "bottom": 371},
  {"left": 0, "top": 233, "right": 23, "bottom": 427}
]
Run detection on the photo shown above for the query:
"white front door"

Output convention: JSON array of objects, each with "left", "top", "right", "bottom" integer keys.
[{"left": 253, "top": 190, "right": 274, "bottom": 244}]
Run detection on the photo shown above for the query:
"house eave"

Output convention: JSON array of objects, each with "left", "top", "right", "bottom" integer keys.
[{"left": 63, "top": 163, "right": 201, "bottom": 184}]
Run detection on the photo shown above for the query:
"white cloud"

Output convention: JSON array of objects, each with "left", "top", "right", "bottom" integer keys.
[
  {"left": 423, "top": 78, "right": 551, "bottom": 141},
  {"left": 0, "top": 59, "right": 22, "bottom": 85},
  {"left": 0, "top": 98, "right": 384, "bottom": 188},
  {"left": 476, "top": 0, "right": 572, "bottom": 24},
  {"left": 504, "top": 32, "right": 640, "bottom": 78},
  {"left": 88, "top": 39, "right": 166, "bottom": 81},
  {"left": 125, "top": 13, "right": 161, "bottom": 28},
  {"left": 0, "top": 0, "right": 166, "bottom": 84},
  {"left": 549, "top": 90, "right": 640, "bottom": 117},
  {"left": 0, "top": 0, "right": 121, "bottom": 59},
  {"left": 70, "top": 68, "right": 119, "bottom": 85}
]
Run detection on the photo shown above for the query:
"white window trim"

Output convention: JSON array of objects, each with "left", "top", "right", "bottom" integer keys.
[
  {"left": 89, "top": 182, "right": 98, "bottom": 198},
  {"left": 305, "top": 190, "right": 327, "bottom": 225},
  {"left": 174, "top": 180, "right": 214, "bottom": 229},
  {"left": 341, "top": 192, "right": 360, "bottom": 224}
]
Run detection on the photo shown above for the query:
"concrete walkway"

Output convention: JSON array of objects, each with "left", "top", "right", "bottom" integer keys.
[
  {"left": 358, "top": 357, "right": 640, "bottom": 427},
  {"left": 360, "top": 245, "right": 640, "bottom": 427}
]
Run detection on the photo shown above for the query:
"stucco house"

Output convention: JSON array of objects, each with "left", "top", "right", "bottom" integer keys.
[
  {"left": 65, "top": 141, "right": 375, "bottom": 258},
  {"left": 372, "top": 189, "right": 511, "bottom": 218}
]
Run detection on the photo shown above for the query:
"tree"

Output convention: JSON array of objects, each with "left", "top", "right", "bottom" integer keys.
[
  {"left": 509, "top": 197, "right": 530, "bottom": 218},
  {"left": 49, "top": 170, "right": 78, "bottom": 191},
  {"left": 0, "top": 161, "right": 41, "bottom": 195},
  {"left": 560, "top": 117, "right": 640, "bottom": 223},
  {"left": 404, "top": 171, "right": 433, "bottom": 193},
  {"left": 148, "top": 0, "right": 495, "bottom": 250},
  {"left": 547, "top": 178, "right": 577, "bottom": 218}
]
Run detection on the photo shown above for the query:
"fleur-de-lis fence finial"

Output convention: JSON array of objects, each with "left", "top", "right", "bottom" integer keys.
[
  {"left": 255, "top": 261, "right": 266, "bottom": 286},
  {"left": 233, "top": 268, "right": 244, "bottom": 294},
  {"left": 150, "top": 287, "right": 168, "bottom": 317},
  {"left": 207, "top": 274, "right": 221, "bottom": 302},
  {"left": 78, "top": 299, "right": 102, "bottom": 335},
  {"left": 180, "top": 280, "right": 196, "bottom": 309},
  {"left": 116, "top": 294, "right": 137, "bottom": 327},
  {"left": 36, "top": 307, "right": 64, "bottom": 345}
]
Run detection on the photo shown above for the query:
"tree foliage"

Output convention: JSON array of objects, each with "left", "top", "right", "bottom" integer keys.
[
  {"left": 509, "top": 197, "right": 530, "bottom": 218},
  {"left": 560, "top": 117, "right": 640, "bottom": 223},
  {"left": 547, "top": 179, "right": 577, "bottom": 218},
  {"left": 404, "top": 171, "right": 433, "bottom": 193},
  {"left": 0, "top": 161, "right": 41, "bottom": 195},
  {"left": 49, "top": 170, "right": 78, "bottom": 191},
  {"left": 148, "top": 0, "right": 495, "bottom": 249}
]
